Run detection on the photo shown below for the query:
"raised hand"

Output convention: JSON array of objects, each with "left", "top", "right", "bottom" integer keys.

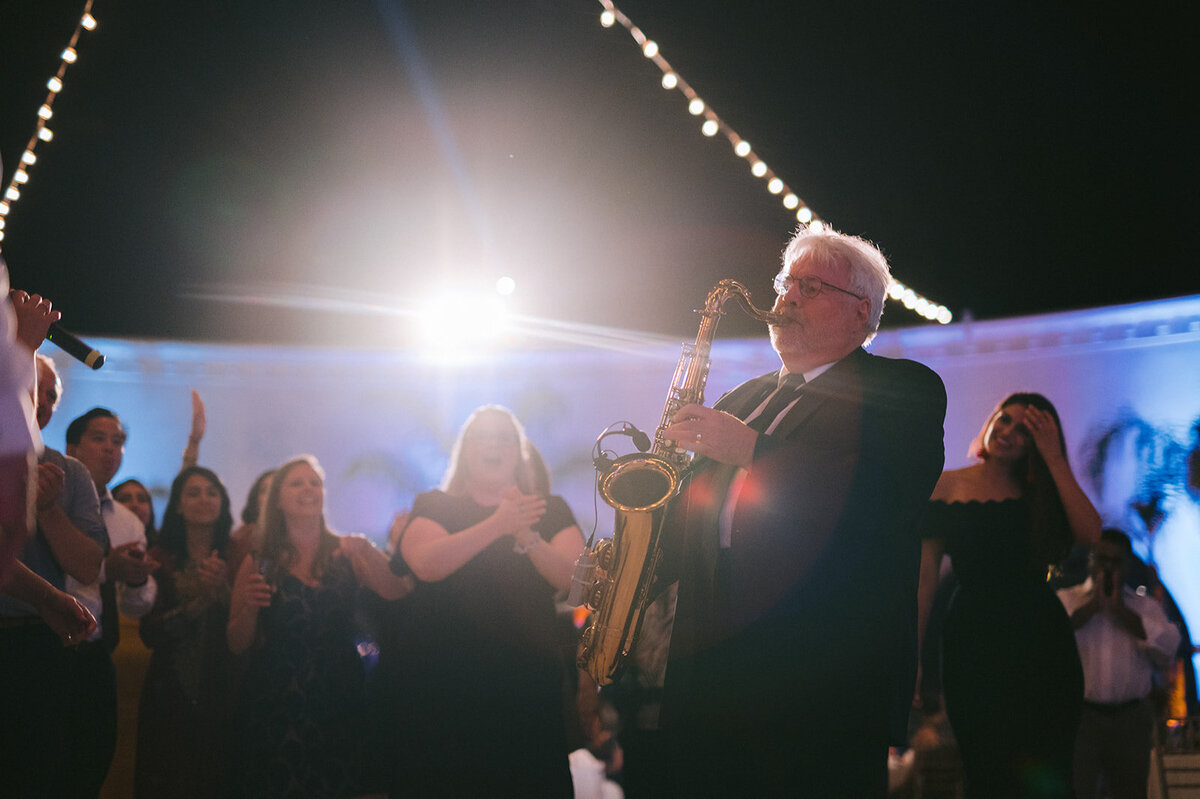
[
  {"left": 1023, "top": 406, "right": 1064, "bottom": 464},
  {"left": 8, "top": 289, "right": 61, "bottom": 352}
]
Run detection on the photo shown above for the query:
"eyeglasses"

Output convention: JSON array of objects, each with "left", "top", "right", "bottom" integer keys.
[{"left": 773, "top": 272, "right": 864, "bottom": 301}]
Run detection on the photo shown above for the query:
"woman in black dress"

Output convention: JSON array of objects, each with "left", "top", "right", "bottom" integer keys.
[
  {"left": 226, "top": 455, "right": 401, "bottom": 799},
  {"left": 918, "top": 392, "right": 1101, "bottom": 798},
  {"left": 388, "top": 405, "right": 585, "bottom": 798}
]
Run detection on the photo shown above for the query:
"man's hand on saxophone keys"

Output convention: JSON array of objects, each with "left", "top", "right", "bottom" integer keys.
[{"left": 663, "top": 404, "right": 758, "bottom": 469}]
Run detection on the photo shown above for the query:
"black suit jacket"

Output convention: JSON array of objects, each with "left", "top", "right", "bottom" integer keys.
[{"left": 660, "top": 347, "right": 946, "bottom": 750}]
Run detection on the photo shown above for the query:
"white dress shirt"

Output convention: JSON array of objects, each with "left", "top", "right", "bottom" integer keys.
[
  {"left": 1057, "top": 578, "right": 1181, "bottom": 703},
  {"left": 66, "top": 490, "right": 157, "bottom": 642}
]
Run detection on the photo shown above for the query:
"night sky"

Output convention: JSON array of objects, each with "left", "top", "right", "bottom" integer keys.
[{"left": 2, "top": 0, "right": 1196, "bottom": 348}]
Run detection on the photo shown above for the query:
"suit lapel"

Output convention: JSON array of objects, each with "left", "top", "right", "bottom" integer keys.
[{"left": 769, "top": 349, "right": 864, "bottom": 440}]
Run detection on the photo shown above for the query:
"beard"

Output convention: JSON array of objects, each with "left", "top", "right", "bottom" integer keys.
[{"left": 770, "top": 316, "right": 840, "bottom": 360}]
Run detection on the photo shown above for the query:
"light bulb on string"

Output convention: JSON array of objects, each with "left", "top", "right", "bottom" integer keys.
[
  {"left": 47, "top": 77, "right": 63, "bottom": 93},
  {"left": 61, "top": 48, "right": 77, "bottom": 63},
  {"left": 81, "top": 13, "right": 97, "bottom": 30},
  {"left": 594, "top": 0, "right": 951, "bottom": 324}
]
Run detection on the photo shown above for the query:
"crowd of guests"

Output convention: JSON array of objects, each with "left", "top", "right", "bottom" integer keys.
[
  {"left": 4, "top": 222, "right": 1197, "bottom": 799},
  {"left": 1, "top": 281, "right": 595, "bottom": 798}
]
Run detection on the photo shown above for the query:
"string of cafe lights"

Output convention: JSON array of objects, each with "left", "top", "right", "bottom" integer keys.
[
  {"left": 0, "top": 1, "right": 98, "bottom": 246},
  {"left": 595, "top": 0, "right": 953, "bottom": 325}
]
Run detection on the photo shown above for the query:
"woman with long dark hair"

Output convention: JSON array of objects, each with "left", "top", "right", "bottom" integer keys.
[
  {"left": 918, "top": 392, "right": 1101, "bottom": 798},
  {"left": 134, "top": 466, "right": 234, "bottom": 798}
]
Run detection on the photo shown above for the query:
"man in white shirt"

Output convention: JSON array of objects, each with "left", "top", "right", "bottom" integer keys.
[
  {"left": 64, "top": 406, "right": 159, "bottom": 796},
  {"left": 1058, "top": 529, "right": 1181, "bottom": 799}
]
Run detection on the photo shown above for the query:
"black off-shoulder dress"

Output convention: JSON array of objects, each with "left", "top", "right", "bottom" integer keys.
[{"left": 922, "top": 498, "right": 1083, "bottom": 799}]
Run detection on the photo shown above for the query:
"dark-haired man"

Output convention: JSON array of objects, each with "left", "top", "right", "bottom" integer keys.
[
  {"left": 63, "top": 407, "right": 159, "bottom": 795},
  {"left": 1058, "top": 529, "right": 1180, "bottom": 799}
]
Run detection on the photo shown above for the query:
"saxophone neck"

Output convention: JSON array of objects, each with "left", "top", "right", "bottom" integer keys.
[{"left": 703, "top": 279, "right": 788, "bottom": 327}]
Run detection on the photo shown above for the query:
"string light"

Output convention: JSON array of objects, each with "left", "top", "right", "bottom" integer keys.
[
  {"left": 594, "top": 0, "right": 952, "bottom": 323},
  {"left": 0, "top": 1, "right": 97, "bottom": 245}
]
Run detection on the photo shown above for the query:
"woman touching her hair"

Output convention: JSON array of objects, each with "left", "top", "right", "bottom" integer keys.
[{"left": 917, "top": 392, "right": 1101, "bottom": 798}]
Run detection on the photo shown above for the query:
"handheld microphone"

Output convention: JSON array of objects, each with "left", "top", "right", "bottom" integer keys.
[{"left": 45, "top": 323, "right": 105, "bottom": 370}]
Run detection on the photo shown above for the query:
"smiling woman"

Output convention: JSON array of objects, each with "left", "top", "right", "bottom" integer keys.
[
  {"left": 135, "top": 466, "right": 234, "bottom": 798},
  {"left": 917, "top": 393, "right": 1102, "bottom": 798},
  {"left": 378, "top": 405, "right": 585, "bottom": 798}
]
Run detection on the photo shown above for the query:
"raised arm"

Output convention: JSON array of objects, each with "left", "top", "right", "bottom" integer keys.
[
  {"left": 181, "top": 390, "right": 205, "bottom": 470},
  {"left": 1025, "top": 406, "right": 1101, "bottom": 546}
]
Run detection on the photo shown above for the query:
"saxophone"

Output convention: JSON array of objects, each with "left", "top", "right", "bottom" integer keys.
[{"left": 574, "top": 279, "right": 786, "bottom": 686}]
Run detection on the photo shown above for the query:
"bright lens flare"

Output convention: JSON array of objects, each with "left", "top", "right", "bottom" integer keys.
[{"left": 417, "top": 294, "right": 511, "bottom": 361}]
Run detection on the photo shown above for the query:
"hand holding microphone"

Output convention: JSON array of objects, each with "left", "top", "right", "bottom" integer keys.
[{"left": 8, "top": 289, "right": 105, "bottom": 368}]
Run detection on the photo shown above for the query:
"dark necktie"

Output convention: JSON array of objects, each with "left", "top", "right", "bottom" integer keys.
[{"left": 746, "top": 372, "right": 806, "bottom": 433}]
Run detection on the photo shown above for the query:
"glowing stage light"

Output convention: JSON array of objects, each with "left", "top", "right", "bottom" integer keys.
[
  {"left": 495, "top": 276, "right": 516, "bottom": 296},
  {"left": 417, "top": 293, "right": 511, "bottom": 361}
]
